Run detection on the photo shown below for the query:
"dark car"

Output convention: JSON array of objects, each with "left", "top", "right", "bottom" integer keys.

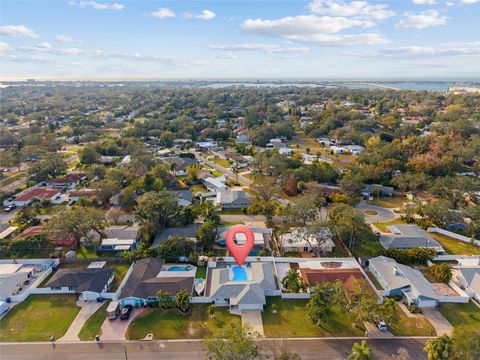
[{"left": 120, "top": 305, "right": 133, "bottom": 320}]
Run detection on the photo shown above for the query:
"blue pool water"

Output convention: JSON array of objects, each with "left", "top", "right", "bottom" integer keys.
[
  {"left": 168, "top": 265, "right": 192, "bottom": 272},
  {"left": 232, "top": 266, "right": 248, "bottom": 281}
]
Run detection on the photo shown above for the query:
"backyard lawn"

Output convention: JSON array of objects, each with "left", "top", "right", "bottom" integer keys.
[
  {"left": 195, "top": 266, "right": 207, "bottom": 279},
  {"left": 353, "top": 238, "right": 384, "bottom": 257},
  {"left": 219, "top": 208, "right": 246, "bottom": 215},
  {"left": 389, "top": 304, "right": 436, "bottom": 336},
  {"left": 210, "top": 157, "right": 231, "bottom": 168},
  {"left": 262, "top": 298, "right": 364, "bottom": 337},
  {"left": 429, "top": 233, "right": 480, "bottom": 255},
  {"left": 438, "top": 301, "right": 480, "bottom": 328},
  {"left": 0, "top": 295, "right": 80, "bottom": 342},
  {"left": 76, "top": 246, "right": 100, "bottom": 259},
  {"left": 211, "top": 170, "right": 223, "bottom": 177},
  {"left": 126, "top": 304, "right": 241, "bottom": 340},
  {"left": 78, "top": 301, "right": 110, "bottom": 341}
]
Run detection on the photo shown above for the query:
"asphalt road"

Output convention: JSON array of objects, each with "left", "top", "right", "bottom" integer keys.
[
  {"left": 0, "top": 337, "right": 429, "bottom": 360},
  {"left": 356, "top": 201, "right": 397, "bottom": 224}
]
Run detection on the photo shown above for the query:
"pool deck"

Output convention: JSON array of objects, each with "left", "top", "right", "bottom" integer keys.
[{"left": 157, "top": 264, "right": 197, "bottom": 278}]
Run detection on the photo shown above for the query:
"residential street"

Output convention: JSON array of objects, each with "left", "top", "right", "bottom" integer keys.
[
  {"left": 356, "top": 201, "right": 398, "bottom": 224},
  {"left": 0, "top": 337, "right": 430, "bottom": 360}
]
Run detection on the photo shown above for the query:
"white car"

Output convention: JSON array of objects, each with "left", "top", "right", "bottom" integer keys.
[{"left": 378, "top": 321, "right": 388, "bottom": 331}]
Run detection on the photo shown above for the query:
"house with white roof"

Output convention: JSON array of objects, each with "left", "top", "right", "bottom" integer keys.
[
  {"left": 451, "top": 257, "right": 480, "bottom": 302},
  {"left": 379, "top": 225, "right": 444, "bottom": 252},
  {"left": 214, "top": 189, "right": 251, "bottom": 209},
  {"left": 216, "top": 226, "right": 272, "bottom": 254},
  {"left": 280, "top": 227, "right": 335, "bottom": 255},
  {"left": 204, "top": 176, "right": 227, "bottom": 193},
  {"left": 98, "top": 225, "right": 138, "bottom": 252}
]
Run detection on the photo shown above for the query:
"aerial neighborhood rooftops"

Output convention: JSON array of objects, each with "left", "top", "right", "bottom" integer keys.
[
  {"left": 379, "top": 225, "right": 444, "bottom": 252},
  {"left": 46, "top": 173, "right": 86, "bottom": 187},
  {"left": 215, "top": 189, "right": 251, "bottom": 209},
  {"left": 12, "top": 188, "right": 62, "bottom": 207}
]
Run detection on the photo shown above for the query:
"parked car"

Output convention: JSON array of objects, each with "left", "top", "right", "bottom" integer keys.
[
  {"left": 3, "top": 204, "right": 16, "bottom": 212},
  {"left": 120, "top": 305, "right": 133, "bottom": 320},
  {"left": 378, "top": 321, "right": 388, "bottom": 331}
]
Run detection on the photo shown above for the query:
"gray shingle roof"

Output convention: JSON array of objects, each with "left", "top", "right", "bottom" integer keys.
[
  {"left": 379, "top": 225, "right": 442, "bottom": 250},
  {"left": 458, "top": 267, "right": 480, "bottom": 296},
  {"left": 46, "top": 268, "right": 114, "bottom": 293}
]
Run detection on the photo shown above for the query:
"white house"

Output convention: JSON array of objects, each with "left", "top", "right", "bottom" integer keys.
[
  {"left": 215, "top": 189, "right": 251, "bottom": 209},
  {"left": 452, "top": 258, "right": 480, "bottom": 302},
  {"left": 280, "top": 228, "right": 335, "bottom": 254},
  {"left": 204, "top": 176, "right": 227, "bottom": 193},
  {"left": 10, "top": 188, "right": 63, "bottom": 207}
]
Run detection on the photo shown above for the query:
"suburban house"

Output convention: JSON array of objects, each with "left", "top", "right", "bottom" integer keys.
[
  {"left": 45, "top": 267, "right": 114, "bottom": 301},
  {"left": 168, "top": 189, "right": 193, "bottom": 207},
  {"left": 204, "top": 176, "right": 227, "bottom": 193},
  {"left": 118, "top": 258, "right": 195, "bottom": 307},
  {"left": 379, "top": 224, "right": 444, "bottom": 252},
  {"left": 452, "top": 257, "right": 480, "bottom": 302},
  {"left": 279, "top": 227, "right": 335, "bottom": 255},
  {"left": 300, "top": 267, "right": 364, "bottom": 291},
  {"left": 11, "top": 188, "right": 63, "bottom": 207},
  {"left": 205, "top": 260, "right": 279, "bottom": 315},
  {"left": 214, "top": 189, "right": 251, "bottom": 209},
  {"left": 0, "top": 226, "right": 18, "bottom": 241},
  {"left": 362, "top": 184, "right": 394, "bottom": 198},
  {"left": 154, "top": 224, "right": 200, "bottom": 248},
  {"left": 98, "top": 225, "right": 139, "bottom": 252},
  {"left": 69, "top": 188, "right": 96, "bottom": 202},
  {"left": 216, "top": 226, "right": 272, "bottom": 254},
  {"left": 162, "top": 156, "right": 197, "bottom": 176},
  {"left": 368, "top": 256, "right": 468, "bottom": 307},
  {"left": 17, "top": 225, "right": 76, "bottom": 246},
  {"left": 46, "top": 172, "right": 86, "bottom": 188},
  {"left": 236, "top": 132, "right": 249, "bottom": 144}
]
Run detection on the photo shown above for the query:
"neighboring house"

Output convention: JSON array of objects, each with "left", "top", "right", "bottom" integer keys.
[
  {"left": 280, "top": 227, "right": 335, "bottom": 254},
  {"left": 369, "top": 256, "right": 440, "bottom": 307},
  {"left": 0, "top": 263, "right": 34, "bottom": 301},
  {"left": 17, "top": 225, "right": 76, "bottom": 246},
  {"left": 155, "top": 224, "right": 201, "bottom": 247},
  {"left": 46, "top": 267, "right": 114, "bottom": 301},
  {"left": 11, "top": 188, "right": 63, "bottom": 207},
  {"left": 118, "top": 258, "right": 195, "bottom": 307},
  {"left": 205, "top": 261, "right": 278, "bottom": 315},
  {"left": 69, "top": 188, "right": 96, "bottom": 201},
  {"left": 99, "top": 156, "right": 115, "bottom": 164},
  {"left": 97, "top": 226, "right": 138, "bottom": 252},
  {"left": 0, "top": 226, "right": 18, "bottom": 241},
  {"left": 46, "top": 173, "right": 86, "bottom": 188},
  {"left": 379, "top": 225, "right": 444, "bottom": 252},
  {"left": 168, "top": 189, "right": 193, "bottom": 207},
  {"left": 100, "top": 238, "right": 136, "bottom": 252},
  {"left": 162, "top": 156, "right": 197, "bottom": 176},
  {"left": 215, "top": 189, "right": 251, "bottom": 209},
  {"left": 300, "top": 267, "right": 364, "bottom": 291},
  {"left": 362, "top": 184, "right": 394, "bottom": 198},
  {"left": 236, "top": 132, "right": 249, "bottom": 144},
  {"left": 344, "top": 145, "right": 365, "bottom": 155},
  {"left": 216, "top": 226, "right": 272, "bottom": 253},
  {"left": 204, "top": 176, "right": 227, "bottom": 193},
  {"left": 452, "top": 258, "right": 480, "bottom": 302}
]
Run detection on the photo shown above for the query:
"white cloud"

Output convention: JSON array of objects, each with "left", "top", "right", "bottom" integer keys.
[
  {"left": 55, "top": 35, "right": 74, "bottom": 43},
  {"left": 0, "top": 42, "right": 11, "bottom": 52},
  {"left": 446, "top": 1, "right": 455, "bottom": 5},
  {"left": 186, "top": 9, "right": 216, "bottom": 20},
  {"left": 241, "top": 15, "right": 388, "bottom": 45},
  {"left": 19, "top": 42, "right": 84, "bottom": 55},
  {"left": 308, "top": 0, "right": 395, "bottom": 21},
  {"left": 412, "top": 0, "right": 437, "bottom": 4},
  {"left": 462, "top": 0, "right": 480, "bottom": 4},
  {"left": 207, "top": 43, "right": 310, "bottom": 54},
  {"left": 151, "top": 8, "right": 175, "bottom": 18},
  {"left": 69, "top": 1, "right": 124, "bottom": 10},
  {"left": 396, "top": 10, "right": 448, "bottom": 29},
  {"left": 213, "top": 52, "right": 238, "bottom": 59},
  {"left": 0, "top": 25, "right": 39, "bottom": 38}
]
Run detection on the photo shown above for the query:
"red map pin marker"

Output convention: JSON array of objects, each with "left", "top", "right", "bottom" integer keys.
[{"left": 226, "top": 225, "right": 255, "bottom": 266}]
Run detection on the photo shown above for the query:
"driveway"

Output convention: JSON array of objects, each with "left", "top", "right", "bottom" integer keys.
[
  {"left": 356, "top": 201, "right": 398, "bottom": 224},
  {"left": 59, "top": 301, "right": 104, "bottom": 342},
  {"left": 99, "top": 308, "right": 145, "bottom": 341},
  {"left": 242, "top": 310, "right": 264, "bottom": 337},
  {"left": 364, "top": 322, "right": 393, "bottom": 338},
  {"left": 422, "top": 308, "right": 453, "bottom": 336}
]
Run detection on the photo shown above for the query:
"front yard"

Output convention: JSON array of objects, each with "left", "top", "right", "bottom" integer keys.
[
  {"left": 438, "top": 301, "right": 480, "bottom": 328},
  {"left": 0, "top": 295, "right": 80, "bottom": 342},
  {"left": 126, "top": 304, "right": 241, "bottom": 340},
  {"left": 262, "top": 298, "right": 364, "bottom": 337},
  {"left": 78, "top": 301, "right": 110, "bottom": 341},
  {"left": 374, "top": 218, "right": 407, "bottom": 233},
  {"left": 389, "top": 304, "right": 436, "bottom": 336}
]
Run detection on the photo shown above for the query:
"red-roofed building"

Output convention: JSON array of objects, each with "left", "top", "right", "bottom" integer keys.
[
  {"left": 46, "top": 173, "right": 86, "bottom": 188},
  {"left": 13, "top": 188, "right": 62, "bottom": 207},
  {"left": 18, "top": 226, "right": 75, "bottom": 246}
]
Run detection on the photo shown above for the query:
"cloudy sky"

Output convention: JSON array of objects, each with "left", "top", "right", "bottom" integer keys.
[{"left": 0, "top": 0, "right": 479, "bottom": 80}]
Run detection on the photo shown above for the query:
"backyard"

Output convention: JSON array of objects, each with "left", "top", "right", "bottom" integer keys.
[
  {"left": 0, "top": 295, "right": 80, "bottom": 342},
  {"left": 262, "top": 298, "right": 364, "bottom": 337},
  {"left": 438, "top": 301, "right": 480, "bottom": 328},
  {"left": 78, "top": 301, "right": 110, "bottom": 341},
  {"left": 108, "top": 263, "right": 131, "bottom": 291},
  {"left": 126, "top": 304, "right": 241, "bottom": 340},
  {"left": 353, "top": 238, "right": 384, "bottom": 257},
  {"left": 429, "top": 233, "right": 480, "bottom": 255}
]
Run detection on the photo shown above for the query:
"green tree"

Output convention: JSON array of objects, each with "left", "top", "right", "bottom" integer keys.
[
  {"left": 198, "top": 201, "right": 221, "bottom": 225},
  {"left": 205, "top": 323, "right": 260, "bottom": 360},
  {"left": 134, "top": 191, "right": 179, "bottom": 234},
  {"left": 207, "top": 304, "right": 216, "bottom": 318},
  {"left": 196, "top": 221, "right": 217, "bottom": 249},
  {"left": 13, "top": 206, "right": 38, "bottom": 231},
  {"left": 45, "top": 207, "right": 105, "bottom": 249},
  {"left": 348, "top": 340, "right": 373, "bottom": 360},
  {"left": 287, "top": 195, "right": 319, "bottom": 226},
  {"left": 306, "top": 284, "right": 333, "bottom": 327},
  {"left": 424, "top": 335, "right": 455, "bottom": 360},
  {"left": 281, "top": 269, "right": 306, "bottom": 293},
  {"left": 186, "top": 163, "right": 201, "bottom": 183},
  {"left": 453, "top": 325, "right": 480, "bottom": 360},
  {"left": 429, "top": 263, "right": 452, "bottom": 283},
  {"left": 29, "top": 153, "right": 67, "bottom": 181},
  {"left": 175, "top": 289, "right": 190, "bottom": 312},
  {"left": 158, "top": 236, "right": 195, "bottom": 262},
  {"left": 157, "top": 289, "right": 173, "bottom": 308},
  {"left": 80, "top": 145, "right": 99, "bottom": 164}
]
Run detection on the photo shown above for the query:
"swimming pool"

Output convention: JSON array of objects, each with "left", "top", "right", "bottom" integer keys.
[
  {"left": 231, "top": 265, "right": 248, "bottom": 281},
  {"left": 168, "top": 265, "right": 193, "bottom": 272}
]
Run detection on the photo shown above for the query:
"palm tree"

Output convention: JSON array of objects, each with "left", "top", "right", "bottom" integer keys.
[
  {"left": 207, "top": 304, "right": 216, "bottom": 318},
  {"left": 170, "top": 162, "right": 177, "bottom": 176},
  {"left": 175, "top": 290, "right": 190, "bottom": 312},
  {"left": 157, "top": 289, "right": 172, "bottom": 308}
]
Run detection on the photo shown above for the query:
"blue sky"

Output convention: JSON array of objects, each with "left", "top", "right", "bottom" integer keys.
[{"left": 0, "top": 0, "right": 479, "bottom": 80}]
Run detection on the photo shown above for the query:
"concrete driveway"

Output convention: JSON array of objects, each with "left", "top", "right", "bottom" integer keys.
[
  {"left": 422, "top": 308, "right": 453, "bottom": 336},
  {"left": 356, "top": 201, "right": 398, "bottom": 224},
  {"left": 59, "top": 301, "right": 104, "bottom": 342},
  {"left": 99, "top": 308, "right": 145, "bottom": 341},
  {"left": 242, "top": 310, "right": 264, "bottom": 337}
]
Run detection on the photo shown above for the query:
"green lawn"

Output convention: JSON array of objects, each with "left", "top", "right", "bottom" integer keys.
[
  {"left": 211, "top": 170, "right": 223, "bottom": 177},
  {"left": 353, "top": 238, "right": 384, "bottom": 257},
  {"left": 438, "top": 302, "right": 480, "bottom": 328},
  {"left": 127, "top": 304, "right": 241, "bottom": 340},
  {"left": 0, "top": 295, "right": 80, "bottom": 342},
  {"left": 368, "top": 197, "right": 406, "bottom": 209},
  {"left": 219, "top": 208, "right": 246, "bottom": 215},
  {"left": 389, "top": 304, "right": 436, "bottom": 336},
  {"left": 190, "top": 184, "right": 206, "bottom": 193},
  {"left": 429, "top": 233, "right": 480, "bottom": 255},
  {"left": 262, "top": 298, "right": 364, "bottom": 337},
  {"left": 195, "top": 266, "right": 207, "bottom": 279},
  {"left": 210, "top": 157, "right": 232, "bottom": 168},
  {"left": 374, "top": 219, "right": 407, "bottom": 233},
  {"left": 108, "top": 263, "right": 131, "bottom": 292},
  {"left": 78, "top": 301, "right": 110, "bottom": 341},
  {"left": 76, "top": 246, "right": 100, "bottom": 259}
]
